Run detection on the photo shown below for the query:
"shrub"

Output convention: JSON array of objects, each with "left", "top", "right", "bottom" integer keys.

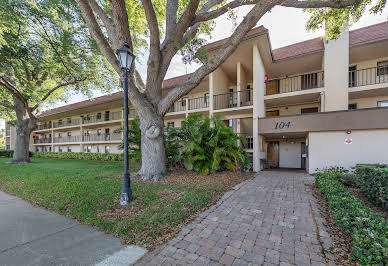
[
  {"left": 32, "top": 152, "right": 123, "bottom": 161},
  {"left": 115, "top": 117, "right": 141, "bottom": 163},
  {"left": 315, "top": 171, "right": 388, "bottom": 265},
  {"left": 166, "top": 114, "right": 251, "bottom": 174},
  {"left": 355, "top": 165, "right": 388, "bottom": 208},
  {"left": 0, "top": 149, "right": 13, "bottom": 157}
]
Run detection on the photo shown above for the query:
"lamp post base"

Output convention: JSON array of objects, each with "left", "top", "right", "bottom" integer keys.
[
  {"left": 120, "top": 172, "right": 132, "bottom": 205},
  {"left": 120, "top": 192, "right": 132, "bottom": 205}
]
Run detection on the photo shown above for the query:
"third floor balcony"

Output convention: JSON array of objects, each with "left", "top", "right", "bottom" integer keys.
[
  {"left": 214, "top": 89, "right": 253, "bottom": 110},
  {"left": 266, "top": 72, "right": 324, "bottom": 96},
  {"left": 349, "top": 66, "right": 388, "bottom": 87}
]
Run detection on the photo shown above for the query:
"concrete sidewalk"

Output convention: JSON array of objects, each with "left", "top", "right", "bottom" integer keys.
[{"left": 0, "top": 191, "right": 146, "bottom": 266}]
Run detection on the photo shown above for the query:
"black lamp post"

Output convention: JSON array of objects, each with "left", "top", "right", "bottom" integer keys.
[{"left": 117, "top": 42, "right": 135, "bottom": 205}]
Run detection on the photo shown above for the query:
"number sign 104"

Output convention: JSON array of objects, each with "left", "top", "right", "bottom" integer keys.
[{"left": 275, "top": 121, "right": 291, "bottom": 129}]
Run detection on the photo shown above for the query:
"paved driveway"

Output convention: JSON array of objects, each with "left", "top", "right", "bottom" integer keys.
[
  {"left": 138, "top": 170, "right": 335, "bottom": 265},
  {"left": 0, "top": 191, "right": 146, "bottom": 266}
]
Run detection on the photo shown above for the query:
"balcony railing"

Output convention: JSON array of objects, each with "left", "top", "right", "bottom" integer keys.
[
  {"left": 34, "top": 138, "right": 52, "bottom": 144},
  {"left": 213, "top": 89, "right": 253, "bottom": 110},
  {"left": 53, "top": 118, "right": 81, "bottom": 128},
  {"left": 82, "top": 133, "right": 121, "bottom": 142},
  {"left": 168, "top": 100, "right": 186, "bottom": 113},
  {"left": 349, "top": 66, "right": 388, "bottom": 87},
  {"left": 188, "top": 96, "right": 209, "bottom": 111},
  {"left": 237, "top": 133, "right": 253, "bottom": 150},
  {"left": 53, "top": 135, "right": 81, "bottom": 143},
  {"left": 266, "top": 71, "right": 324, "bottom": 95},
  {"left": 82, "top": 111, "right": 122, "bottom": 125},
  {"left": 36, "top": 123, "right": 52, "bottom": 130}
]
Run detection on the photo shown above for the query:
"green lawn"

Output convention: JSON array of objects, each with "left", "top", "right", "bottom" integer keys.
[{"left": 0, "top": 158, "right": 220, "bottom": 248}]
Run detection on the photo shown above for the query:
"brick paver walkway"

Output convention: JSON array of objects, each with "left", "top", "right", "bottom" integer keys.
[{"left": 137, "top": 170, "right": 335, "bottom": 265}]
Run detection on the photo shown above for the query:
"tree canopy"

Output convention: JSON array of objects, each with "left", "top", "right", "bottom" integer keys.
[{"left": 0, "top": 0, "right": 115, "bottom": 120}]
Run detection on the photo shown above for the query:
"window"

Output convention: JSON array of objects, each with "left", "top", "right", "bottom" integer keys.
[
  {"left": 97, "top": 129, "right": 102, "bottom": 136},
  {"left": 105, "top": 146, "right": 110, "bottom": 153},
  {"left": 58, "top": 146, "right": 63, "bottom": 152},
  {"left": 67, "top": 146, "right": 72, "bottom": 152},
  {"left": 49, "top": 146, "right": 52, "bottom": 152},
  {"left": 58, "top": 133, "right": 62, "bottom": 138},
  {"left": 266, "top": 110, "right": 279, "bottom": 117},
  {"left": 181, "top": 98, "right": 187, "bottom": 107},
  {"left": 377, "top": 61, "right": 388, "bottom": 76},
  {"left": 105, "top": 128, "right": 110, "bottom": 140},
  {"left": 246, "top": 85, "right": 251, "bottom": 102},
  {"left": 67, "top": 132, "right": 72, "bottom": 137},
  {"left": 301, "top": 107, "right": 319, "bottom": 114},
  {"left": 67, "top": 118, "right": 72, "bottom": 124},
  {"left": 348, "top": 103, "right": 357, "bottom": 110},
  {"left": 58, "top": 120, "right": 63, "bottom": 126},
  {"left": 377, "top": 101, "right": 388, "bottom": 107},
  {"left": 87, "top": 146, "right": 92, "bottom": 153},
  {"left": 167, "top": 122, "right": 174, "bottom": 129},
  {"left": 301, "top": 73, "right": 318, "bottom": 90},
  {"left": 87, "top": 130, "right": 92, "bottom": 136},
  {"left": 97, "top": 113, "right": 102, "bottom": 120},
  {"left": 229, "top": 89, "right": 235, "bottom": 106},
  {"left": 6, "top": 144, "right": 10, "bottom": 150},
  {"left": 228, "top": 119, "right": 233, "bottom": 129},
  {"left": 105, "top": 111, "right": 110, "bottom": 121},
  {"left": 97, "top": 146, "right": 100, "bottom": 153}
]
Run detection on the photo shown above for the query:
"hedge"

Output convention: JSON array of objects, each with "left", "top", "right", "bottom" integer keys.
[
  {"left": 32, "top": 152, "right": 124, "bottom": 161},
  {"left": 315, "top": 171, "right": 388, "bottom": 265},
  {"left": 355, "top": 165, "right": 388, "bottom": 208},
  {"left": 0, "top": 149, "right": 13, "bottom": 158}
]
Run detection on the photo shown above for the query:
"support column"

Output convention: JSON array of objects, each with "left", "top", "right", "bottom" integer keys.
[
  {"left": 252, "top": 44, "right": 266, "bottom": 172},
  {"left": 323, "top": 26, "right": 349, "bottom": 111}
]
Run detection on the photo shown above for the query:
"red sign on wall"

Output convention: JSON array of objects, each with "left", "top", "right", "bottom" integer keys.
[{"left": 345, "top": 138, "right": 353, "bottom": 144}]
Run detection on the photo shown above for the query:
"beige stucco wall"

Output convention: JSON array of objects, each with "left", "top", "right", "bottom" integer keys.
[
  {"left": 353, "top": 56, "right": 388, "bottom": 70},
  {"left": 211, "top": 67, "right": 231, "bottom": 95},
  {"left": 323, "top": 28, "right": 349, "bottom": 111},
  {"left": 349, "top": 96, "right": 388, "bottom": 109},
  {"left": 267, "top": 103, "right": 320, "bottom": 116},
  {"left": 308, "top": 129, "right": 388, "bottom": 173}
]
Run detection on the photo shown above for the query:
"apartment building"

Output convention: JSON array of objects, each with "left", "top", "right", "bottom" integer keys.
[
  {"left": 4, "top": 122, "right": 15, "bottom": 151},
  {"left": 7, "top": 21, "right": 388, "bottom": 173}
]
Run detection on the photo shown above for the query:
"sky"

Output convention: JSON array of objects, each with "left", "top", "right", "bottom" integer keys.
[{"left": 0, "top": 5, "right": 387, "bottom": 130}]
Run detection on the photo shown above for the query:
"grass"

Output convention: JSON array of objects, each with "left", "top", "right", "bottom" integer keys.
[{"left": 0, "top": 158, "right": 224, "bottom": 248}]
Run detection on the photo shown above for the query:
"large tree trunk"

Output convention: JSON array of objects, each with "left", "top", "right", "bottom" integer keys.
[
  {"left": 138, "top": 109, "right": 166, "bottom": 181},
  {"left": 11, "top": 97, "right": 36, "bottom": 164}
]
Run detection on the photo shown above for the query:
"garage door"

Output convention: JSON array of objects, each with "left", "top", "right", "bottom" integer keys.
[{"left": 279, "top": 143, "right": 301, "bottom": 168}]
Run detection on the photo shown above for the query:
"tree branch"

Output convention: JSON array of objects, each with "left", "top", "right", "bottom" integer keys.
[
  {"left": 165, "top": 0, "right": 178, "bottom": 40},
  {"left": 76, "top": 0, "right": 121, "bottom": 74},
  {"left": 280, "top": 0, "right": 360, "bottom": 8},
  {"left": 159, "top": 0, "right": 282, "bottom": 115},
  {"left": 110, "top": 0, "right": 133, "bottom": 48},
  {"left": 141, "top": 0, "right": 162, "bottom": 104},
  {"left": 0, "top": 76, "right": 29, "bottom": 108},
  {"left": 31, "top": 78, "right": 87, "bottom": 111},
  {"left": 88, "top": 0, "right": 120, "bottom": 50}
]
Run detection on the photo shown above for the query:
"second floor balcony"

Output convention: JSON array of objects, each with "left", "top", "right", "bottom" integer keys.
[
  {"left": 188, "top": 96, "right": 209, "bottom": 111},
  {"left": 82, "top": 111, "right": 122, "bottom": 125},
  {"left": 53, "top": 118, "right": 81, "bottom": 129},
  {"left": 53, "top": 135, "right": 81, "bottom": 143},
  {"left": 214, "top": 89, "right": 253, "bottom": 110},
  {"left": 83, "top": 133, "right": 121, "bottom": 142},
  {"left": 34, "top": 137, "right": 52, "bottom": 144}
]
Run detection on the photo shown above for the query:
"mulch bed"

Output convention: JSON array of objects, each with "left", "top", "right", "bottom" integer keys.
[{"left": 311, "top": 185, "right": 358, "bottom": 266}]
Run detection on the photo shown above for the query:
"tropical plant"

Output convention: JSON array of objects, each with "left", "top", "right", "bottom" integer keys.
[{"left": 167, "top": 114, "right": 250, "bottom": 174}]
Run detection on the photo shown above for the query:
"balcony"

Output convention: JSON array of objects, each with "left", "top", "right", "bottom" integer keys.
[
  {"left": 34, "top": 138, "right": 52, "bottom": 144},
  {"left": 36, "top": 123, "right": 52, "bottom": 130},
  {"left": 53, "top": 118, "right": 81, "bottom": 128},
  {"left": 53, "top": 135, "right": 81, "bottom": 143},
  {"left": 168, "top": 100, "right": 186, "bottom": 113},
  {"left": 266, "top": 72, "right": 324, "bottom": 95},
  {"left": 188, "top": 96, "right": 209, "bottom": 111},
  {"left": 349, "top": 67, "right": 388, "bottom": 87},
  {"left": 82, "top": 111, "right": 122, "bottom": 125},
  {"left": 82, "top": 133, "right": 121, "bottom": 142},
  {"left": 213, "top": 89, "right": 253, "bottom": 110}
]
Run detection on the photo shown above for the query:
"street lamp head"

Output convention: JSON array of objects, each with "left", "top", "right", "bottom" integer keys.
[{"left": 116, "top": 42, "right": 135, "bottom": 70}]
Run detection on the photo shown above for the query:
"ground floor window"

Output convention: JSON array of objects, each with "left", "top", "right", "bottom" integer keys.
[
  {"left": 6, "top": 145, "right": 10, "bottom": 150},
  {"left": 67, "top": 146, "right": 72, "bottom": 152},
  {"left": 348, "top": 103, "right": 357, "bottom": 110},
  {"left": 87, "top": 146, "right": 92, "bottom": 153},
  {"left": 167, "top": 122, "right": 174, "bottom": 129},
  {"left": 377, "top": 100, "right": 388, "bottom": 107},
  {"left": 58, "top": 146, "right": 63, "bottom": 152}
]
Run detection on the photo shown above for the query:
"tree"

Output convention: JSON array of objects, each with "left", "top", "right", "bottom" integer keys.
[
  {"left": 0, "top": 0, "right": 114, "bottom": 163},
  {"left": 75, "top": 0, "right": 385, "bottom": 180}
]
